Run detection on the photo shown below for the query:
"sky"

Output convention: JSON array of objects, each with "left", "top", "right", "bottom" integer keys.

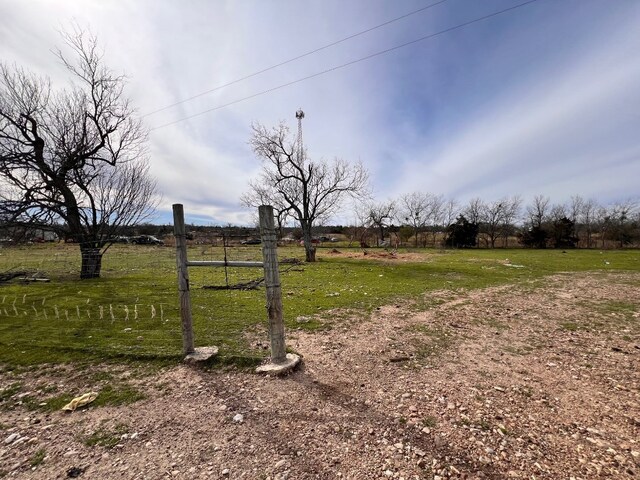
[{"left": 1, "top": 0, "right": 639, "bottom": 225}]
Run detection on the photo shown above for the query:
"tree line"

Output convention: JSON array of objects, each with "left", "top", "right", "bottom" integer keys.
[
  {"left": 243, "top": 117, "right": 638, "bottom": 259},
  {"left": 355, "top": 194, "right": 638, "bottom": 250}
]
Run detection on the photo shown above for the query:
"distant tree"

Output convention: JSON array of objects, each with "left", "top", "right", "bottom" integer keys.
[
  {"left": 549, "top": 216, "right": 578, "bottom": 248},
  {"left": 399, "top": 192, "right": 430, "bottom": 247},
  {"left": 398, "top": 225, "right": 413, "bottom": 246},
  {"left": 425, "top": 194, "right": 445, "bottom": 247},
  {"left": 464, "top": 198, "right": 484, "bottom": 247},
  {"left": 519, "top": 225, "right": 548, "bottom": 248},
  {"left": 442, "top": 198, "right": 460, "bottom": 231},
  {"left": 519, "top": 195, "right": 552, "bottom": 248},
  {"left": 347, "top": 203, "right": 373, "bottom": 247},
  {"left": 568, "top": 195, "right": 583, "bottom": 243},
  {"left": 445, "top": 215, "right": 478, "bottom": 248},
  {"left": 607, "top": 200, "right": 637, "bottom": 248},
  {"left": 580, "top": 198, "right": 598, "bottom": 248},
  {"left": 240, "top": 181, "right": 292, "bottom": 238},
  {"left": 500, "top": 196, "right": 521, "bottom": 247},
  {"left": 245, "top": 121, "right": 368, "bottom": 261},
  {"left": 291, "top": 228, "right": 303, "bottom": 240},
  {"left": 366, "top": 200, "right": 396, "bottom": 245},
  {"left": 480, "top": 200, "right": 506, "bottom": 248},
  {"left": 0, "top": 28, "right": 157, "bottom": 279},
  {"left": 464, "top": 198, "right": 484, "bottom": 225},
  {"left": 596, "top": 206, "right": 612, "bottom": 248},
  {"left": 526, "top": 195, "right": 550, "bottom": 229}
]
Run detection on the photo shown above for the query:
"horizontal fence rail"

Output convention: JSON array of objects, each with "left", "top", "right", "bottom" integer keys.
[{"left": 186, "top": 260, "right": 264, "bottom": 268}]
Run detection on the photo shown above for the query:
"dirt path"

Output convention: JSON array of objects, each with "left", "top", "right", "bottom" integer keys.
[{"left": 1, "top": 272, "right": 639, "bottom": 479}]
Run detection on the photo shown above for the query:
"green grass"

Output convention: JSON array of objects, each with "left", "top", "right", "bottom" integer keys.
[
  {"left": 559, "top": 321, "right": 579, "bottom": 332},
  {"left": 29, "top": 448, "right": 46, "bottom": 467},
  {"left": 0, "top": 382, "right": 22, "bottom": 402},
  {"left": 83, "top": 423, "right": 129, "bottom": 448},
  {"left": 594, "top": 300, "right": 637, "bottom": 318},
  {"left": 1, "top": 380, "right": 145, "bottom": 412},
  {"left": 422, "top": 415, "right": 438, "bottom": 428},
  {"left": 408, "top": 324, "right": 455, "bottom": 360},
  {"left": 0, "top": 244, "right": 638, "bottom": 367}
]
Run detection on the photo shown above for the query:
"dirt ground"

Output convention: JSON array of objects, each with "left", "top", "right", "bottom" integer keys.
[
  {"left": 1, "top": 272, "right": 639, "bottom": 479},
  {"left": 323, "top": 249, "right": 428, "bottom": 262}
]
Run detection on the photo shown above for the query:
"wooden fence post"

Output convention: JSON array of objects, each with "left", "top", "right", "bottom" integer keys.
[
  {"left": 256, "top": 205, "right": 300, "bottom": 374},
  {"left": 258, "top": 205, "right": 287, "bottom": 363},
  {"left": 172, "top": 203, "right": 195, "bottom": 355}
]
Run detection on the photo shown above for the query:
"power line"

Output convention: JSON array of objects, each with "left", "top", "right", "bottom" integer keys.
[
  {"left": 142, "top": 0, "right": 449, "bottom": 118},
  {"left": 150, "top": 0, "right": 541, "bottom": 132}
]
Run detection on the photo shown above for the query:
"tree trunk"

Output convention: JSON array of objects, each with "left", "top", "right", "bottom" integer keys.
[
  {"left": 301, "top": 222, "right": 316, "bottom": 262},
  {"left": 80, "top": 247, "right": 103, "bottom": 279}
]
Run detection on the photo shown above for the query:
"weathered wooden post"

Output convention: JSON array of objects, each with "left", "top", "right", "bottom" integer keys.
[
  {"left": 173, "top": 204, "right": 219, "bottom": 363},
  {"left": 256, "top": 205, "right": 300, "bottom": 374},
  {"left": 172, "top": 204, "right": 195, "bottom": 356}
]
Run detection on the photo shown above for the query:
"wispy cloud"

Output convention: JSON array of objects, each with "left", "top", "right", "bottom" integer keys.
[{"left": 1, "top": 0, "right": 638, "bottom": 224}]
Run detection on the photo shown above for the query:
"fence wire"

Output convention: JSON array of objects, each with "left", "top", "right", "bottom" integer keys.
[{"left": 0, "top": 239, "right": 282, "bottom": 362}]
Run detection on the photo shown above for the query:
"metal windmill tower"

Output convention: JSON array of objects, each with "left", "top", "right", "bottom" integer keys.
[{"left": 295, "top": 108, "right": 305, "bottom": 163}]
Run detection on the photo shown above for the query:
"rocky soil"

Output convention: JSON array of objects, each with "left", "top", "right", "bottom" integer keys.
[{"left": 1, "top": 272, "right": 639, "bottom": 479}]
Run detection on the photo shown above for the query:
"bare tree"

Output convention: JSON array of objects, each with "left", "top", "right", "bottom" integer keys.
[
  {"left": 500, "top": 195, "right": 521, "bottom": 247},
  {"left": 568, "top": 195, "right": 584, "bottom": 245},
  {"left": 480, "top": 200, "right": 506, "bottom": 248},
  {"left": 0, "top": 28, "right": 156, "bottom": 278},
  {"left": 464, "top": 198, "right": 484, "bottom": 247},
  {"left": 569, "top": 195, "right": 583, "bottom": 224},
  {"left": 549, "top": 203, "right": 567, "bottom": 222},
  {"left": 240, "top": 182, "right": 292, "bottom": 238},
  {"left": 366, "top": 200, "right": 396, "bottom": 245},
  {"left": 609, "top": 199, "right": 637, "bottom": 248},
  {"left": 595, "top": 205, "right": 611, "bottom": 248},
  {"left": 346, "top": 202, "right": 372, "bottom": 247},
  {"left": 442, "top": 198, "right": 460, "bottom": 230},
  {"left": 399, "top": 192, "right": 430, "bottom": 247},
  {"left": 247, "top": 121, "right": 368, "bottom": 261},
  {"left": 580, "top": 198, "right": 598, "bottom": 248},
  {"left": 464, "top": 197, "right": 484, "bottom": 225},
  {"left": 526, "top": 195, "right": 550, "bottom": 228},
  {"left": 425, "top": 194, "right": 445, "bottom": 247}
]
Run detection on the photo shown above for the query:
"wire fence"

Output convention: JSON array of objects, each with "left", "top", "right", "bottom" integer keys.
[{"left": 0, "top": 240, "right": 280, "bottom": 363}]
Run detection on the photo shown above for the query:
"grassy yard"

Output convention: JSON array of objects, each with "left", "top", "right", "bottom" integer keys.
[{"left": 0, "top": 243, "right": 638, "bottom": 367}]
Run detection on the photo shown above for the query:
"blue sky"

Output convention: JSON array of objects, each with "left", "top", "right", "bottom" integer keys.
[{"left": 1, "top": 0, "right": 638, "bottom": 225}]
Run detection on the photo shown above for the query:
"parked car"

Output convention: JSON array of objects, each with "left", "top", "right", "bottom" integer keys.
[
  {"left": 241, "top": 238, "right": 261, "bottom": 245},
  {"left": 109, "top": 236, "right": 130, "bottom": 244},
  {"left": 131, "top": 235, "right": 164, "bottom": 245}
]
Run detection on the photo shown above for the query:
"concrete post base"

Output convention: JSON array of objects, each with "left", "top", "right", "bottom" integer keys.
[
  {"left": 256, "top": 353, "right": 301, "bottom": 375},
  {"left": 184, "top": 346, "right": 219, "bottom": 364}
]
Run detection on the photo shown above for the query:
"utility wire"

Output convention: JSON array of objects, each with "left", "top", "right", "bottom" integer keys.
[
  {"left": 150, "top": 0, "right": 540, "bottom": 131},
  {"left": 143, "top": 0, "right": 449, "bottom": 117}
]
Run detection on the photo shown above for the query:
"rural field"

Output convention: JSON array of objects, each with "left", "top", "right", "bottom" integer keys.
[{"left": 0, "top": 244, "right": 639, "bottom": 479}]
